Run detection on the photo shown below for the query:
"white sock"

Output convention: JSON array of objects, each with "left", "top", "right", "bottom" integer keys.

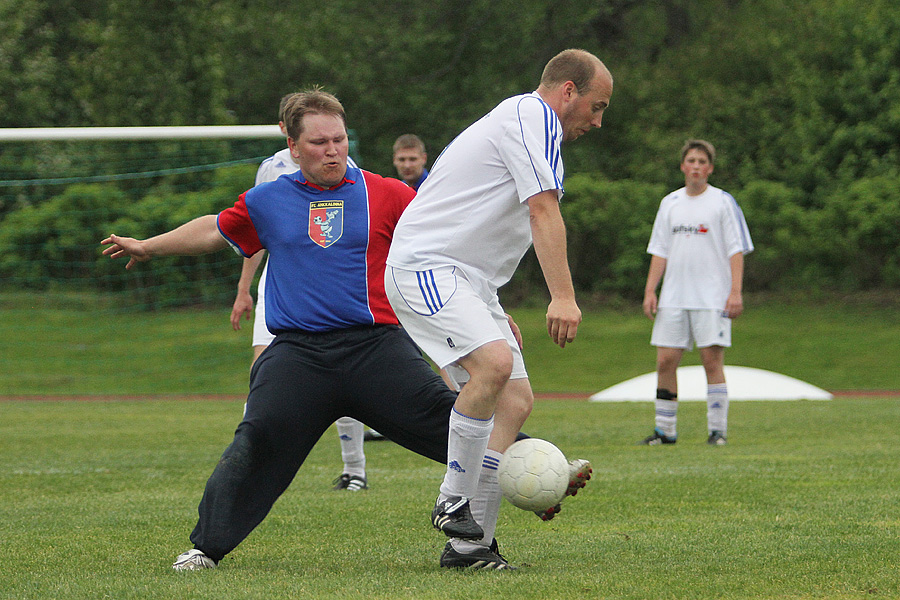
[
  {"left": 453, "top": 449, "right": 503, "bottom": 553},
  {"left": 707, "top": 383, "right": 728, "bottom": 434},
  {"left": 655, "top": 399, "right": 678, "bottom": 438},
  {"left": 440, "top": 409, "right": 494, "bottom": 500},
  {"left": 335, "top": 417, "right": 366, "bottom": 479}
]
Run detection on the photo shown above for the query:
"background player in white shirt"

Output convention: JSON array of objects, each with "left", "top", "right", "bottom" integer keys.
[
  {"left": 386, "top": 49, "right": 610, "bottom": 560},
  {"left": 640, "top": 139, "right": 754, "bottom": 446},
  {"left": 230, "top": 95, "right": 368, "bottom": 490}
]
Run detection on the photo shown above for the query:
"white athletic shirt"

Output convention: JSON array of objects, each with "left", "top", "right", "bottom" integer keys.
[
  {"left": 386, "top": 91, "right": 564, "bottom": 296},
  {"left": 256, "top": 148, "right": 297, "bottom": 185},
  {"left": 647, "top": 185, "right": 754, "bottom": 309},
  {"left": 255, "top": 148, "right": 358, "bottom": 185}
]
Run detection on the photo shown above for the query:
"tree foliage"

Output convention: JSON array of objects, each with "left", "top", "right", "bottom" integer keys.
[{"left": 2, "top": 0, "right": 900, "bottom": 297}]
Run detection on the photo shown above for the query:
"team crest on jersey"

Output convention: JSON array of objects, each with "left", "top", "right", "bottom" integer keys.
[{"left": 308, "top": 201, "right": 343, "bottom": 248}]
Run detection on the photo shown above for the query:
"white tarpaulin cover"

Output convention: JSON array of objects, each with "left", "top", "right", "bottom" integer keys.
[{"left": 589, "top": 366, "right": 833, "bottom": 402}]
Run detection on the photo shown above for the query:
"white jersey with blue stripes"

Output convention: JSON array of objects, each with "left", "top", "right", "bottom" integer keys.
[
  {"left": 647, "top": 184, "right": 754, "bottom": 310},
  {"left": 386, "top": 91, "right": 564, "bottom": 295}
]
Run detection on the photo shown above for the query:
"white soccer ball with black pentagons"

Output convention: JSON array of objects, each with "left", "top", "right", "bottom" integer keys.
[{"left": 498, "top": 438, "right": 569, "bottom": 512}]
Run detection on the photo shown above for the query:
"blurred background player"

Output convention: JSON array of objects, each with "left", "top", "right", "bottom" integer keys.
[
  {"left": 385, "top": 49, "right": 607, "bottom": 563},
  {"left": 230, "top": 94, "right": 368, "bottom": 490},
  {"left": 392, "top": 133, "right": 428, "bottom": 190},
  {"left": 640, "top": 139, "right": 754, "bottom": 446}
]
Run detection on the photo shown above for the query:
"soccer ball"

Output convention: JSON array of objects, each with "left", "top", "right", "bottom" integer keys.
[{"left": 498, "top": 438, "right": 569, "bottom": 512}]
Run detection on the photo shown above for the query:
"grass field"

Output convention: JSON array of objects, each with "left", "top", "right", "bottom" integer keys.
[
  {"left": 2, "top": 293, "right": 900, "bottom": 395},
  {"left": 2, "top": 295, "right": 899, "bottom": 598},
  {"left": 2, "top": 397, "right": 898, "bottom": 599}
]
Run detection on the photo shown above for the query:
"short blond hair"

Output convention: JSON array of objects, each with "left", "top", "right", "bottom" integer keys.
[
  {"left": 282, "top": 87, "right": 346, "bottom": 141},
  {"left": 681, "top": 139, "right": 716, "bottom": 164},
  {"left": 393, "top": 134, "right": 426, "bottom": 155},
  {"left": 277, "top": 93, "right": 294, "bottom": 123}
]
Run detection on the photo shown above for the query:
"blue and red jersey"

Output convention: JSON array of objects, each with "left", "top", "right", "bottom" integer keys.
[{"left": 217, "top": 166, "right": 416, "bottom": 332}]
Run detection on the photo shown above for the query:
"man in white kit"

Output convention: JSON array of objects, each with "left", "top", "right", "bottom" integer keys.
[
  {"left": 639, "top": 139, "right": 754, "bottom": 446},
  {"left": 230, "top": 94, "right": 368, "bottom": 491},
  {"left": 385, "top": 48, "right": 611, "bottom": 568}
]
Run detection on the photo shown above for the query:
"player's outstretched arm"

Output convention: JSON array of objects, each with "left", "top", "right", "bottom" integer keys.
[
  {"left": 528, "top": 191, "right": 581, "bottom": 348},
  {"left": 101, "top": 215, "right": 227, "bottom": 270}
]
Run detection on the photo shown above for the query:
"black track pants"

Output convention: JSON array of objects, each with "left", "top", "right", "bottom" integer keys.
[{"left": 188, "top": 325, "right": 457, "bottom": 562}]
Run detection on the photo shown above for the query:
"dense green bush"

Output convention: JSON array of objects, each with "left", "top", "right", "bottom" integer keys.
[
  {"left": 0, "top": 183, "right": 128, "bottom": 283},
  {"left": 819, "top": 175, "right": 900, "bottom": 289},
  {"left": 0, "top": 166, "right": 256, "bottom": 308},
  {"left": 2, "top": 164, "right": 899, "bottom": 308},
  {"left": 562, "top": 175, "right": 666, "bottom": 298}
]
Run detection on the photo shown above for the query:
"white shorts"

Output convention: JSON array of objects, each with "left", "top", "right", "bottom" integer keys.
[
  {"left": 252, "top": 260, "right": 276, "bottom": 347},
  {"left": 651, "top": 308, "right": 731, "bottom": 350},
  {"left": 386, "top": 265, "right": 527, "bottom": 380}
]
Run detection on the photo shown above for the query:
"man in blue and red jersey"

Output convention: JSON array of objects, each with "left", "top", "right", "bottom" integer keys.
[{"left": 101, "top": 88, "right": 470, "bottom": 570}]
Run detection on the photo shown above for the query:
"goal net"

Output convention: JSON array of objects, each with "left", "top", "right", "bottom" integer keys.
[{"left": 0, "top": 126, "right": 293, "bottom": 397}]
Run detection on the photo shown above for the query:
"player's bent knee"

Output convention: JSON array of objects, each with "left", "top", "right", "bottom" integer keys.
[
  {"left": 497, "top": 379, "right": 533, "bottom": 427},
  {"left": 508, "top": 395, "right": 532, "bottom": 424},
  {"left": 461, "top": 341, "right": 514, "bottom": 389}
]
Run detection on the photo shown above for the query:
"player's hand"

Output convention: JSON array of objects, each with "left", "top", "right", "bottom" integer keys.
[
  {"left": 505, "top": 313, "right": 524, "bottom": 350},
  {"left": 100, "top": 234, "right": 149, "bottom": 270},
  {"left": 546, "top": 298, "right": 581, "bottom": 349},
  {"left": 643, "top": 293, "right": 658, "bottom": 320},
  {"left": 231, "top": 292, "right": 254, "bottom": 331},
  {"left": 724, "top": 292, "right": 744, "bottom": 319}
]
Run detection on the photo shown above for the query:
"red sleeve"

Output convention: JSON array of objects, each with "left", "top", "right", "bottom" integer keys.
[
  {"left": 363, "top": 173, "right": 415, "bottom": 243},
  {"left": 217, "top": 192, "right": 264, "bottom": 257},
  {"left": 362, "top": 172, "right": 416, "bottom": 323}
]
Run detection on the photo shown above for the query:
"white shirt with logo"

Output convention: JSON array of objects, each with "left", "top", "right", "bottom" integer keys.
[{"left": 647, "top": 185, "right": 753, "bottom": 309}]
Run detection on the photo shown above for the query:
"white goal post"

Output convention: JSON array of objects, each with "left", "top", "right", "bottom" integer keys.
[{"left": 0, "top": 125, "right": 284, "bottom": 142}]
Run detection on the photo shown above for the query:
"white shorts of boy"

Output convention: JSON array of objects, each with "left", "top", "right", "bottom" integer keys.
[
  {"left": 252, "top": 261, "right": 276, "bottom": 347},
  {"left": 386, "top": 265, "right": 528, "bottom": 390},
  {"left": 651, "top": 308, "right": 732, "bottom": 350}
]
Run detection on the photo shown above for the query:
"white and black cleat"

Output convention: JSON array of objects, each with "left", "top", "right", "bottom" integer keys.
[
  {"left": 440, "top": 539, "right": 516, "bottom": 570},
  {"left": 431, "top": 495, "right": 484, "bottom": 539},
  {"left": 172, "top": 549, "right": 216, "bottom": 571}
]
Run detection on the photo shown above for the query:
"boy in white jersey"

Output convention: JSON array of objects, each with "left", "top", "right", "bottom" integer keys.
[
  {"left": 230, "top": 94, "right": 368, "bottom": 491},
  {"left": 640, "top": 139, "right": 754, "bottom": 446},
  {"left": 386, "top": 49, "right": 610, "bottom": 568}
]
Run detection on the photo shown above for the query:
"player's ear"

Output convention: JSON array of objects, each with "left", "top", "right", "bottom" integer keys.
[{"left": 287, "top": 136, "right": 301, "bottom": 160}]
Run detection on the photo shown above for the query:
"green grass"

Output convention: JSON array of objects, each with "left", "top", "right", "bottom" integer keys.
[
  {"left": 1, "top": 397, "right": 898, "bottom": 599},
  {"left": 2, "top": 293, "right": 900, "bottom": 395}
]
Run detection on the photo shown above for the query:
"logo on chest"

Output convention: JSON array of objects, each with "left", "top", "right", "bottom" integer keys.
[
  {"left": 308, "top": 200, "right": 344, "bottom": 248},
  {"left": 671, "top": 223, "right": 709, "bottom": 237}
]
